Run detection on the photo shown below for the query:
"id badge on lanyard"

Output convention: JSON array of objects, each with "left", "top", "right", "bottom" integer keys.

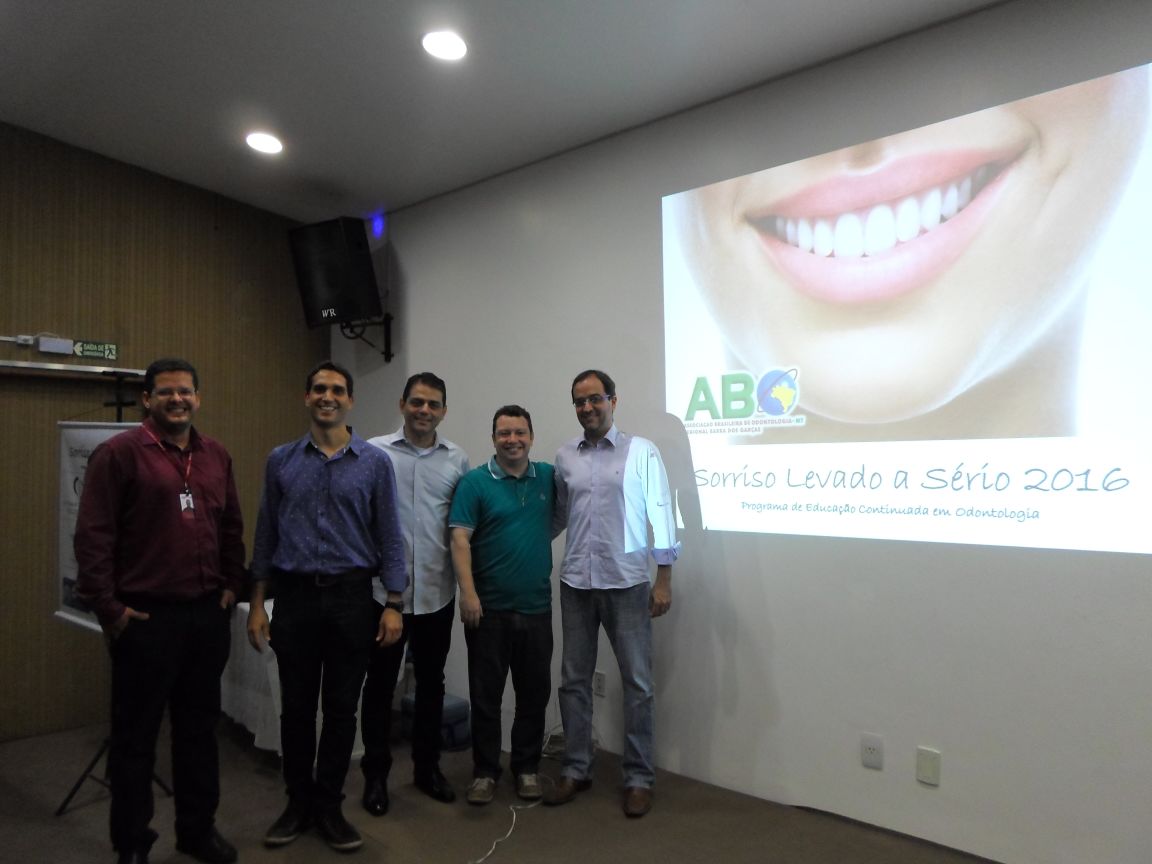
[
  {"left": 180, "top": 487, "right": 196, "bottom": 518},
  {"left": 145, "top": 427, "right": 195, "bottom": 519}
]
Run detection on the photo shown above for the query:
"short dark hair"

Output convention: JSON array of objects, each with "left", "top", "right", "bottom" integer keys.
[
  {"left": 144, "top": 358, "right": 199, "bottom": 393},
  {"left": 403, "top": 372, "right": 447, "bottom": 404},
  {"left": 571, "top": 369, "right": 615, "bottom": 400},
  {"left": 491, "top": 404, "right": 533, "bottom": 437},
  {"left": 306, "top": 360, "right": 354, "bottom": 397}
]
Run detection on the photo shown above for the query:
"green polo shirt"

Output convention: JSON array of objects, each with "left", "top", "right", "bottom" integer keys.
[{"left": 448, "top": 457, "right": 554, "bottom": 614}]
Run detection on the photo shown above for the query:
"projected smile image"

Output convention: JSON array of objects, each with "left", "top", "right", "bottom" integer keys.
[
  {"left": 663, "top": 63, "right": 1152, "bottom": 553},
  {"left": 674, "top": 67, "right": 1147, "bottom": 435}
]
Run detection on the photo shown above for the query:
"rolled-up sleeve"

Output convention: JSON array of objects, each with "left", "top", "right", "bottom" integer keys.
[{"left": 640, "top": 443, "right": 680, "bottom": 565}]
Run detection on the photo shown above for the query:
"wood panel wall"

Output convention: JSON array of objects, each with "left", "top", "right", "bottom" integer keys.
[{"left": 0, "top": 122, "right": 328, "bottom": 741}]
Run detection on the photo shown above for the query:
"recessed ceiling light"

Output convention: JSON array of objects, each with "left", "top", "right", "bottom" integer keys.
[
  {"left": 246, "top": 132, "right": 283, "bottom": 154},
  {"left": 422, "top": 30, "right": 467, "bottom": 61}
]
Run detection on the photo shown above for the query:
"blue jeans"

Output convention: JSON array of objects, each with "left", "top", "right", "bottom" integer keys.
[{"left": 558, "top": 582, "right": 654, "bottom": 788}]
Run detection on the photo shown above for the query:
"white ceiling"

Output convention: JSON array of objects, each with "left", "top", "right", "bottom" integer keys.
[{"left": 0, "top": 0, "right": 1004, "bottom": 223}]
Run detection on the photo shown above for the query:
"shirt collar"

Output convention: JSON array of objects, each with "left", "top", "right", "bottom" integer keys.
[
  {"left": 579, "top": 424, "right": 619, "bottom": 450},
  {"left": 304, "top": 426, "right": 362, "bottom": 457},
  {"left": 141, "top": 416, "right": 202, "bottom": 451},
  {"left": 486, "top": 456, "right": 537, "bottom": 480},
  {"left": 392, "top": 424, "right": 446, "bottom": 452}
]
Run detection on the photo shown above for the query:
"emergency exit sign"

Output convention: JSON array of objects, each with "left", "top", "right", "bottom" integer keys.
[{"left": 73, "top": 341, "right": 118, "bottom": 360}]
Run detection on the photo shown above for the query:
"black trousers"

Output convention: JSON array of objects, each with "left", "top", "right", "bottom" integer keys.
[
  {"left": 360, "top": 597, "right": 455, "bottom": 780},
  {"left": 270, "top": 574, "right": 375, "bottom": 813},
  {"left": 464, "top": 609, "right": 553, "bottom": 780},
  {"left": 107, "top": 593, "right": 231, "bottom": 854}
]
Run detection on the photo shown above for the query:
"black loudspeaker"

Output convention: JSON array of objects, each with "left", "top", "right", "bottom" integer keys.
[{"left": 289, "top": 217, "right": 383, "bottom": 328}]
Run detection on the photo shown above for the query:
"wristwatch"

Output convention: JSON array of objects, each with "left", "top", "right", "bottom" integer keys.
[{"left": 384, "top": 600, "right": 404, "bottom": 613}]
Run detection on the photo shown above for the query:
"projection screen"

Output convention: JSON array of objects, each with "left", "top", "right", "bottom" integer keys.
[{"left": 663, "top": 63, "right": 1152, "bottom": 554}]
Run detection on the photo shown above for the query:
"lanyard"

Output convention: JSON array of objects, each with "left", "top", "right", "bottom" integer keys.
[{"left": 143, "top": 426, "right": 193, "bottom": 491}]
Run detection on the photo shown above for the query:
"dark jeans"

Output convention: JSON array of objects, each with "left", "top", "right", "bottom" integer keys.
[
  {"left": 464, "top": 609, "right": 552, "bottom": 780},
  {"left": 107, "top": 593, "right": 231, "bottom": 854},
  {"left": 360, "top": 597, "right": 454, "bottom": 780},
  {"left": 270, "top": 573, "right": 376, "bottom": 813}
]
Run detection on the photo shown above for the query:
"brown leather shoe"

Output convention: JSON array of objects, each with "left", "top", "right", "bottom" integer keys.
[
  {"left": 622, "top": 785, "right": 652, "bottom": 817},
  {"left": 543, "top": 775, "right": 592, "bottom": 806}
]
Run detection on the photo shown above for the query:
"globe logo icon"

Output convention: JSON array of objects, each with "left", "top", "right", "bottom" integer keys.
[{"left": 756, "top": 369, "right": 799, "bottom": 416}]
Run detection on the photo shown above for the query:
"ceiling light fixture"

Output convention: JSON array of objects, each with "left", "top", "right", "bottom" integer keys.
[
  {"left": 246, "top": 132, "right": 283, "bottom": 154},
  {"left": 422, "top": 30, "right": 467, "bottom": 61}
]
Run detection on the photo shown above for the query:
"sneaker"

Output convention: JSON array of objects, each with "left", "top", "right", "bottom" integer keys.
[
  {"left": 466, "top": 776, "right": 496, "bottom": 805},
  {"left": 515, "top": 773, "right": 542, "bottom": 800},
  {"left": 264, "top": 804, "right": 311, "bottom": 847},
  {"left": 315, "top": 807, "right": 363, "bottom": 852}
]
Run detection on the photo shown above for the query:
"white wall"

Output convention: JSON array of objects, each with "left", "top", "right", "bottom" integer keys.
[{"left": 337, "top": 2, "right": 1152, "bottom": 861}]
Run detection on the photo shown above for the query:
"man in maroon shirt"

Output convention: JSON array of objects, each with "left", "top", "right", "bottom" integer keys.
[{"left": 75, "top": 358, "right": 245, "bottom": 864}]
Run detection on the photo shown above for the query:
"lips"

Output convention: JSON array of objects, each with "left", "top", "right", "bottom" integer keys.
[{"left": 743, "top": 148, "right": 1021, "bottom": 303}]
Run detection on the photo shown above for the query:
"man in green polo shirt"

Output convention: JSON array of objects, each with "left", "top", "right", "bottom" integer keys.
[{"left": 449, "top": 404, "right": 554, "bottom": 806}]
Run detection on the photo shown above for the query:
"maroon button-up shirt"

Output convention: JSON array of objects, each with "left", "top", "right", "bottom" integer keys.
[{"left": 73, "top": 417, "right": 246, "bottom": 627}]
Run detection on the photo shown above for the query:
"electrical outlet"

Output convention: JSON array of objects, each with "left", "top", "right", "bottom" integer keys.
[
  {"left": 916, "top": 746, "right": 941, "bottom": 786},
  {"left": 861, "top": 733, "right": 884, "bottom": 770},
  {"left": 592, "top": 670, "right": 606, "bottom": 697}
]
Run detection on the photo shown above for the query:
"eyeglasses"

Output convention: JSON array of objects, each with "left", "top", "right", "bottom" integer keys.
[
  {"left": 406, "top": 397, "right": 443, "bottom": 410},
  {"left": 572, "top": 394, "right": 612, "bottom": 408}
]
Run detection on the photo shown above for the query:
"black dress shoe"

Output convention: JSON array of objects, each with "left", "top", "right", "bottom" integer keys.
[
  {"left": 362, "top": 775, "right": 390, "bottom": 816},
  {"left": 315, "top": 807, "right": 363, "bottom": 852},
  {"left": 414, "top": 767, "right": 456, "bottom": 803},
  {"left": 175, "top": 827, "right": 238, "bottom": 864},
  {"left": 264, "top": 804, "right": 311, "bottom": 847},
  {"left": 118, "top": 828, "right": 157, "bottom": 863}
]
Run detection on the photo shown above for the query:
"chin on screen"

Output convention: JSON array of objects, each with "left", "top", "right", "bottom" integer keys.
[{"left": 663, "top": 63, "right": 1152, "bottom": 554}]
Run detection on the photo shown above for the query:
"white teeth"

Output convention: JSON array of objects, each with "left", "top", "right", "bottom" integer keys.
[
  {"left": 920, "top": 187, "right": 941, "bottom": 231},
  {"left": 813, "top": 219, "right": 834, "bottom": 257},
  {"left": 863, "top": 204, "right": 896, "bottom": 256},
  {"left": 796, "top": 218, "right": 813, "bottom": 253},
  {"left": 833, "top": 213, "right": 864, "bottom": 257},
  {"left": 941, "top": 183, "right": 958, "bottom": 219},
  {"left": 958, "top": 175, "right": 972, "bottom": 208},
  {"left": 760, "top": 161, "right": 1001, "bottom": 258},
  {"left": 895, "top": 196, "right": 920, "bottom": 242}
]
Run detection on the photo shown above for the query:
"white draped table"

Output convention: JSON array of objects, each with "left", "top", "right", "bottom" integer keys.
[{"left": 220, "top": 601, "right": 281, "bottom": 752}]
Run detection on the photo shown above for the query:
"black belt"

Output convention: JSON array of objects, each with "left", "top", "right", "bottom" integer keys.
[{"left": 273, "top": 567, "right": 375, "bottom": 588}]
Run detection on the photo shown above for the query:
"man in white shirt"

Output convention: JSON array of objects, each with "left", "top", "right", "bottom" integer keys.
[
  {"left": 547, "top": 370, "right": 680, "bottom": 818},
  {"left": 360, "top": 372, "right": 470, "bottom": 813}
]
